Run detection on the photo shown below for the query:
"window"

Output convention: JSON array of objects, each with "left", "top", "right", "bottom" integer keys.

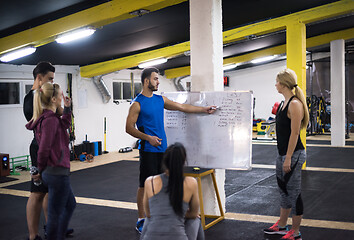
[
  {"left": 123, "top": 82, "right": 131, "bottom": 99},
  {"left": 0, "top": 80, "right": 33, "bottom": 107},
  {"left": 0, "top": 82, "right": 20, "bottom": 104},
  {"left": 113, "top": 81, "right": 142, "bottom": 101},
  {"left": 113, "top": 82, "right": 122, "bottom": 100},
  {"left": 134, "top": 82, "right": 142, "bottom": 97},
  {"left": 25, "top": 84, "right": 32, "bottom": 94}
]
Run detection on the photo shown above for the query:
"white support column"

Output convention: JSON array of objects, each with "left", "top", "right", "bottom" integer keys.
[
  {"left": 330, "top": 39, "right": 345, "bottom": 146},
  {"left": 190, "top": 0, "right": 224, "bottom": 92},
  {"left": 190, "top": 0, "right": 225, "bottom": 215}
]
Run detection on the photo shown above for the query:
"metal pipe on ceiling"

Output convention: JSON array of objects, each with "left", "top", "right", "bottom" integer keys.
[{"left": 92, "top": 75, "right": 111, "bottom": 103}]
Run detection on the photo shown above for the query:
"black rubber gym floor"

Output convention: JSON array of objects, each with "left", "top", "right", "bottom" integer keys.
[
  {"left": 1, "top": 143, "right": 354, "bottom": 239},
  {"left": 306, "top": 139, "right": 354, "bottom": 146}
]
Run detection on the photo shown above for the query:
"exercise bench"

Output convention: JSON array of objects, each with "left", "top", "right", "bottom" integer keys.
[{"left": 10, "top": 155, "right": 30, "bottom": 175}]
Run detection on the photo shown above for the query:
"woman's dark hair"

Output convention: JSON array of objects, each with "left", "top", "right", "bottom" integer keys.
[
  {"left": 163, "top": 142, "right": 186, "bottom": 216},
  {"left": 33, "top": 61, "right": 55, "bottom": 80},
  {"left": 141, "top": 67, "right": 159, "bottom": 84}
]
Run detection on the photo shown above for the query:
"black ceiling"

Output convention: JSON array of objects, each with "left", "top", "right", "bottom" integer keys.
[{"left": 0, "top": 0, "right": 353, "bottom": 71}]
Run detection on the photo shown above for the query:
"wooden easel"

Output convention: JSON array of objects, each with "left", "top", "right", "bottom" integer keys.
[{"left": 184, "top": 167, "right": 225, "bottom": 230}]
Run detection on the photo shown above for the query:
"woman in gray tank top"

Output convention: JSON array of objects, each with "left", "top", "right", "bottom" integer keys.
[{"left": 140, "top": 143, "right": 204, "bottom": 240}]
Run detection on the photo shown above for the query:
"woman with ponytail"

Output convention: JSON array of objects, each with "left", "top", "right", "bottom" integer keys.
[
  {"left": 141, "top": 143, "right": 204, "bottom": 240},
  {"left": 263, "top": 69, "right": 309, "bottom": 240},
  {"left": 26, "top": 82, "right": 76, "bottom": 240}
]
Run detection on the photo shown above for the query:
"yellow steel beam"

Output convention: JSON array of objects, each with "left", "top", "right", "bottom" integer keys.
[
  {"left": 80, "top": 42, "right": 190, "bottom": 77},
  {"left": 165, "top": 45, "right": 286, "bottom": 79},
  {"left": 164, "top": 27, "right": 354, "bottom": 79},
  {"left": 165, "top": 66, "right": 191, "bottom": 79},
  {"left": 286, "top": 22, "right": 307, "bottom": 93},
  {"left": 81, "top": 0, "right": 353, "bottom": 77},
  {"left": 223, "top": 45, "right": 286, "bottom": 66},
  {"left": 307, "top": 28, "right": 354, "bottom": 48},
  {"left": 223, "top": 0, "right": 353, "bottom": 44},
  {"left": 286, "top": 22, "right": 307, "bottom": 165},
  {"left": 0, "top": 0, "right": 187, "bottom": 55}
]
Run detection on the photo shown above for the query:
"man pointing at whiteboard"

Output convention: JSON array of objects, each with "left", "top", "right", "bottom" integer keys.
[{"left": 125, "top": 67, "right": 216, "bottom": 233}]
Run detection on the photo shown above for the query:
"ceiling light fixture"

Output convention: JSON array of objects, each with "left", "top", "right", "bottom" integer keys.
[
  {"left": 223, "top": 64, "right": 239, "bottom": 71},
  {"left": 56, "top": 28, "right": 96, "bottom": 44},
  {"left": 183, "top": 51, "right": 190, "bottom": 56},
  {"left": 250, "top": 55, "right": 277, "bottom": 64},
  {"left": 0, "top": 46, "right": 36, "bottom": 62},
  {"left": 138, "top": 58, "right": 168, "bottom": 68},
  {"left": 129, "top": 9, "right": 150, "bottom": 17}
]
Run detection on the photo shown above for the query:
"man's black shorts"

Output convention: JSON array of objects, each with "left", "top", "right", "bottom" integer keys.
[
  {"left": 139, "top": 150, "right": 164, "bottom": 188},
  {"left": 30, "top": 139, "right": 48, "bottom": 193}
]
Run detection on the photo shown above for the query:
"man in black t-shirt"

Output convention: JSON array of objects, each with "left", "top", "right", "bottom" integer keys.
[
  {"left": 24, "top": 62, "right": 54, "bottom": 240},
  {"left": 25, "top": 62, "right": 74, "bottom": 240}
]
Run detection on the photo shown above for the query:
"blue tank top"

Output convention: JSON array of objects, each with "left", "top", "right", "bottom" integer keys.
[{"left": 133, "top": 93, "right": 167, "bottom": 152}]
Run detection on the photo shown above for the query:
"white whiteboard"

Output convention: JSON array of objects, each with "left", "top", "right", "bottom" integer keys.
[{"left": 163, "top": 91, "right": 253, "bottom": 169}]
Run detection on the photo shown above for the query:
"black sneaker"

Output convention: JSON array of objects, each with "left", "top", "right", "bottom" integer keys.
[
  {"left": 27, "top": 235, "right": 42, "bottom": 240},
  {"left": 44, "top": 225, "right": 74, "bottom": 238},
  {"left": 43, "top": 225, "right": 47, "bottom": 239},
  {"left": 66, "top": 228, "right": 74, "bottom": 237}
]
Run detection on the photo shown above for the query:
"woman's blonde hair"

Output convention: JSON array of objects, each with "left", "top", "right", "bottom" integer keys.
[
  {"left": 32, "top": 82, "right": 60, "bottom": 122},
  {"left": 276, "top": 69, "right": 309, "bottom": 129}
]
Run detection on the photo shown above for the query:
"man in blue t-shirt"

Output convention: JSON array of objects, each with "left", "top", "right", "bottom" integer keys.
[{"left": 126, "top": 67, "right": 216, "bottom": 233}]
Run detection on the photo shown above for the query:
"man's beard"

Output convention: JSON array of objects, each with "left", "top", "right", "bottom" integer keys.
[{"left": 148, "top": 81, "right": 157, "bottom": 91}]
